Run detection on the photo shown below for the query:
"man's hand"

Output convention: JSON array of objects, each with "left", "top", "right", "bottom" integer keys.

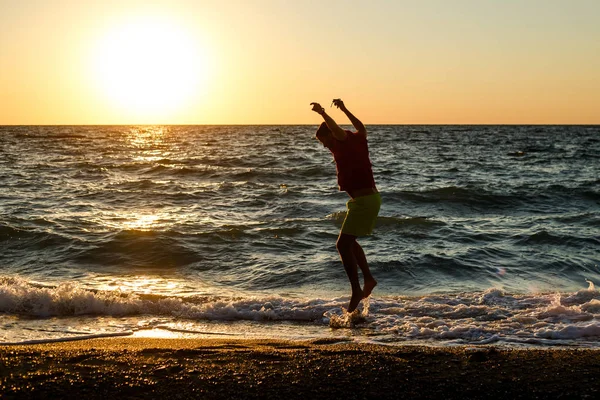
[
  {"left": 310, "top": 102, "right": 325, "bottom": 115},
  {"left": 332, "top": 99, "right": 346, "bottom": 111}
]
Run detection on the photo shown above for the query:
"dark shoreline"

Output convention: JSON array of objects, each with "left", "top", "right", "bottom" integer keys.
[{"left": 1, "top": 338, "right": 600, "bottom": 399}]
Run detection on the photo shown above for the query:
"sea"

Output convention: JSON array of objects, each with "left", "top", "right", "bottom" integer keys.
[{"left": 1, "top": 125, "right": 599, "bottom": 347}]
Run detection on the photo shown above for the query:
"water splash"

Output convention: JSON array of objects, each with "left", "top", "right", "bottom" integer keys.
[
  {"left": 586, "top": 280, "right": 595, "bottom": 291},
  {"left": 326, "top": 297, "right": 371, "bottom": 328}
]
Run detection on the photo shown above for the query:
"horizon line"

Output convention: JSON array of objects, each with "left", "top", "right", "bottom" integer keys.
[{"left": 1, "top": 123, "right": 599, "bottom": 127}]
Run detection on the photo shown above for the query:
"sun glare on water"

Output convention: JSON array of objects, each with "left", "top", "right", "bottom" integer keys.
[{"left": 91, "top": 15, "right": 208, "bottom": 121}]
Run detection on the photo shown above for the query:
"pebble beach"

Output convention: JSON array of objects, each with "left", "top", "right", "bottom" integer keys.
[{"left": 2, "top": 338, "right": 600, "bottom": 399}]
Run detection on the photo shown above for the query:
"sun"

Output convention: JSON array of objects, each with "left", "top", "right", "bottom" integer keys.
[{"left": 91, "top": 15, "right": 207, "bottom": 120}]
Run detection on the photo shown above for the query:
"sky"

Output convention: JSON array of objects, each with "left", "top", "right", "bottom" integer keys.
[{"left": 1, "top": 0, "right": 599, "bottom": 124}]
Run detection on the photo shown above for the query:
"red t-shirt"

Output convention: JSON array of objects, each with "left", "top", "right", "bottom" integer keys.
[{"left": 330, "top": 131, "right": 376, "bottom": 192}]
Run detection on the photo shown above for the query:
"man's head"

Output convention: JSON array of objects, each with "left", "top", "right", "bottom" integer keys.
[{"left": 315, "top": 122, "right": 334, "bottom": 149}]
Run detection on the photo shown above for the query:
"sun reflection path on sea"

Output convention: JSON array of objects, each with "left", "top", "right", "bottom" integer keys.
[
  {"left": 111, "top": 276, "right": 179, "bottom": 294},
  {"left": 126, "top": 125, "right": 172, "bottom": 163},
  {"left": 89, "top": 275, "right": 211, "bottom": 297},
  {"left": 126, "top": 125, "right": 168, "bottom": 147},
  {"left": 94, "top": 210, "right": 176, "bottom": 231},
  {"left": 96, "top": 126, "right": 198, "bottom": 232},
  {"left": 123, "top": 213, "right": 161, "bottom": 230},
  {"left": 77, "top": 125, "right": 225, "bottom": 298}
]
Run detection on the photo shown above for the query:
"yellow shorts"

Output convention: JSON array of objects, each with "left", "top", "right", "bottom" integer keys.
[{"left": 341, "top": 193, "right": 381, "bottom": 237}]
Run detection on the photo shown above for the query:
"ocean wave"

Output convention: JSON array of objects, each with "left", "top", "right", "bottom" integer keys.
[
  {"left": 0, "top": 223, "right": 74, "bottom": 249},
  {"left": 325, "top": 213, "right": 445, "bottom": 229},
  {"left": 582, "top": 190, "right": 600, "bottom": 202},
  {"left": 145, "top": 165, "right": 206, "bottom": 176},
  {"left": 367, "top": 283, "right": 600, "bottom": 344},
  {"left": 74, "top": 230, "right": 201, "bottom": 268},
  {"left": 2, "top": 277, "right": 600, "bottom": 346},
  {"left": 0, "top": 276, "right": 335, "bottom": 321},
  {"left": 512, "top": 230, "right": 600, "bottom": 247},
  {"left": 0, "top": 224, "right": 30, "bottom": 240},
  {"left": 376, "top": 216, "right": 446, "bottom": 228},
  {"left": 389, "top": 184, "right": 600, "bottom": 209},
  {"left": 46, "top": 133, "right": 88, "bottom": 139},
  {"left": 392, "top": 186, "right": 516, "bottom": 207}
]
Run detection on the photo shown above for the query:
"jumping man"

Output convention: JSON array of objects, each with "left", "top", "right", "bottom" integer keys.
[{"left": 311, "top": 99, "right": 381, "bottom": 313}]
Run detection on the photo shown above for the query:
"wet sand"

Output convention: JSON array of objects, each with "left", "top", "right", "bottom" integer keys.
[{"left": 1, "top": 338, "right": 599, "bottom": 399}]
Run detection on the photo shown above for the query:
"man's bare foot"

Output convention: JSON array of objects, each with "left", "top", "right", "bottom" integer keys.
[
  {"left": 347, "top": 290, "right": 364, "bottom": 313},
  {"left": 363, "top": 278, "right": 377, "bottom": 299}
]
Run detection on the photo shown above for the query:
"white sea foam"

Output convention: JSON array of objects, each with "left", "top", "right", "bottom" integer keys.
[
  {"left": 2, "top": 277, "right": 600, "bottom": 346},
  {"left": 0, "top": 276, "right": 337, "bottom": 321}
]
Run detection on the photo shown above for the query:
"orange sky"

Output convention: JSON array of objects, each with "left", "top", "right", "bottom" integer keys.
[{"left": 1, "top": 0, "right": 599, "bottom": 124}]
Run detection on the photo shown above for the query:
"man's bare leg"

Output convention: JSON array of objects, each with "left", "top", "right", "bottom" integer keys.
[
  {"left": 336, "top": 233, "right": 363, "bottom": 312},
  {"left": 353, "top": 241, "right": 377, "bottom": 298}
]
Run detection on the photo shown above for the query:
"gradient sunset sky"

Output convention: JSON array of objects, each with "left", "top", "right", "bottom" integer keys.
[{"left": 1, "top": 0, "right": 599, "bottom": 125}]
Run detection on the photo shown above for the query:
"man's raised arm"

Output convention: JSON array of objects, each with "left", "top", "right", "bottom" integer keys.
[
  {"left": 311, "top": 102, "right": 347, "bottom": 140},
  {"left": 333, "top": 99, "right": 366, "bottom": 136}
]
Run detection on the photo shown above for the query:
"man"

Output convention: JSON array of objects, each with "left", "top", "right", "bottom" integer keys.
[{"left": 311, "top": 99, "right": 381, "bottom": 313}]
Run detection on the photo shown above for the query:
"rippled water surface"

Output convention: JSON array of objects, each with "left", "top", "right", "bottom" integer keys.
[{"left": 1, "top": 125, "right": 599, "bottom": 345}]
